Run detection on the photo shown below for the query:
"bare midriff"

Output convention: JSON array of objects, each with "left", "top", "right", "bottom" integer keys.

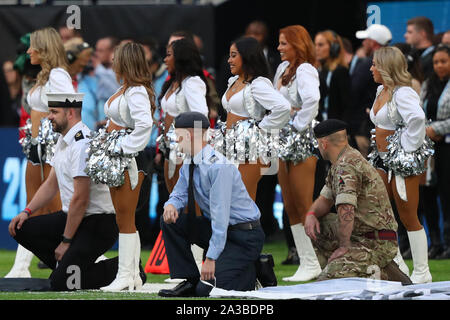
[
  {"left": 30, "top": 109, "right": 49, "bottom": 138},
  {"left": 107, "top": 120, "right": 127, "bottom": 133},
  {"left": 375, "top": 127, "right": 395, "bottom": 152},
  {"left": 226, "top": 112, "right": 248, "bottom": 129}
]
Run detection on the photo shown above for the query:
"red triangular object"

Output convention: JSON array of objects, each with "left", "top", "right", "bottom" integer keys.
[{"left": 144, "top": 230, "right": 170, "bottom": 274}]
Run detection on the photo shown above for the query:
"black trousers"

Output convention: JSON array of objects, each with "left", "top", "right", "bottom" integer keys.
[
  {"left": 160, "top": 213, "right": 265, "bottom": 291},
  {"left": 14, "top": 211, "right": 119, "bottom": 291},
  {"left": 435, "top": 142, "right": 450, "bottom": 246}
]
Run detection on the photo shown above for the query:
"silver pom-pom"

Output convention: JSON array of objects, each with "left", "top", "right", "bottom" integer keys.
[
  {"left": 85, "top": 128, "right": 139, "bottom": 187},
  {"left": 367, "top": 128, "right": 378, "bottom": 166},
  {"left": 19, "top": 118, "right": 33, "bottom": 159},
  {"left": 368, "top": 127, "right": 434, "bottom": 177},
  {"left": 209, "top": 119, "right": 277, "bottom": 165},
  {"left": 37, "top": 117, "right": 60, "bottom": 163},
  {"left": 383, "top": 126, "right": 434, "bottom": 177},
  {"left": 278, "top": 118, "right": 319, "bottom": 165},
  {"left": 156, "top": 121, "right": 183, "bottom": 158}
]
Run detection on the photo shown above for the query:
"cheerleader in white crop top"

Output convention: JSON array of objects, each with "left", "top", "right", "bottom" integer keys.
[
  {"left": 217, "top": 37, "right": 290, "bottom": 201},
  {"left": 26, "top": 28, "right": 75, "bottom": 213},
  {"left": 5, "top": 27, "right": 74, "bottom": 280},
  {"left": 158, "top": 38, "right": 210, "bottom": 193},
  {"left": 96, "top": 42, "right": 155, "bottom": 292},
  {"left": 273, "top": 25, "right": 322, "bottom": 282},
  {"left": 369, "top": 46, "right": 432, "bottom": 284}
]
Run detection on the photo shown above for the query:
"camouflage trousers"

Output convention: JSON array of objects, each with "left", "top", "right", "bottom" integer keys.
[{"left": 312, "top": 213, "right": 398, "bottom": 281}]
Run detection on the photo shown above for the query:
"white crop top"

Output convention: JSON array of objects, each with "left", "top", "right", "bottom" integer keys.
[
  {"left": 27, "top": 68, "right": 74, "bottom": 113},
  {"left": 370, "top": 85, "right": 426, "bottom": 152},
  {"left": 221, "top": 76, "right": 290, "bottom": 130},
  {"left": 221, "top": 88, "right": 248, "bottom": 118},
  {"left": 274, "top": 62, "right": 320, "bottom": 131},
  {"left": 104, "top": 85, "right": 153, "bottom": 154},
  {"left": 160, "top": 76, "right": 208, "bottom": 118}
]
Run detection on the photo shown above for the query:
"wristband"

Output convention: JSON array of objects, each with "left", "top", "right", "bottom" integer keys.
[
  {"left": 61, "top": 235, "right": 72, "bottom": 244},
  {"left": 306, "top": 211, "right": 316, "bottom": 217},
  {"left": 23, "top": 208, "right": 32, "bottom": 216}
]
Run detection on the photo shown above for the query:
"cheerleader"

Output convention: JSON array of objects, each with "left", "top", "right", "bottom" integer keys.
[
  {"left": 159, "top": 38, "right": 209, "bottom": 193},
  {"left": 6, "top": 27, "right": 74, "bottom": 278},
  {"left": 369, "top": 46, "right": 433, "bottom": 283},
  {"left": 273, "top": 25, "right": 322, "bottom": 282},
  {"left": 218, "top": 36, "right": 290, "bottom": 200},
  {"left": 96, "top": 42, "right": 154, "bottom": 291}
]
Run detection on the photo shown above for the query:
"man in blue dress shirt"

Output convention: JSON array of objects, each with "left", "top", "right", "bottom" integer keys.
[{"left": 158, "top": 112, "right": 274, "bottom": 297}]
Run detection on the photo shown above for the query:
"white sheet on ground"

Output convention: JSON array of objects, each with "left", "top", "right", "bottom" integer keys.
[{"left": 209, "top": 278, "right": 450, "bottom": 300}]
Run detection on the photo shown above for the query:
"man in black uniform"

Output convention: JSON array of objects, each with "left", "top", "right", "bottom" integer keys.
[{"left": 8, "top": 92, "right": 122, "bottom": 291}]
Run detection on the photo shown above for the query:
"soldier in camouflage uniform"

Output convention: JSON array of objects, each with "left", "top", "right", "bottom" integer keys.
[{"left": 304, "top": 119, "right": 411, "bottom": 283}]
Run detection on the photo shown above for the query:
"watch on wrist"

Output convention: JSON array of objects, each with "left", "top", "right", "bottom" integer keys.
[{"left": 61, "top": 235, "right": 72, "bottom": 244}]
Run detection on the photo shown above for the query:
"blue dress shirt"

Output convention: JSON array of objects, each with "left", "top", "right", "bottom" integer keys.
[{"left": 164, "top": 144, "right": 261, "bottom": 260}]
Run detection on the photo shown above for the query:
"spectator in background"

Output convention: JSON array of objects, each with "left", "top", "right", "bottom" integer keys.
[
  {"left": 64, "top": 38, "right": 104, "bottom": 131},
  {"left": 350, "top": 24, "right": 392, "bottom": 158},
  {"left": 421, "top": 44, "right": 450, "bottom": 259},
  {"left": 58, "top": 25, "right": 80, "bottom": 44},
  {"left": 442, "top": 30, "right": 450, "bottom": 45},
  {"left": 314, "top": 30, "right": 351, "bottom": 122},
  {"left": 94, "top": 36, "right": 120, "bottom": 125},
  {"left": 341, "top": 37, "right": 361, "bottom": 76},
  {"left": 404, "top": 16, "right": 435, "bottom": 79},
  {"left": 2, "top": 60, "right": 21, "bottom": 127}
]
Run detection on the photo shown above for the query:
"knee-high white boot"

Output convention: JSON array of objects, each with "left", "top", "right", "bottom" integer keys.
[
  {"left": 408, "top": 229, "right": 432, "bottom": 284},
  {"left": 393, "top": 247, "right": 410, "bottom": 276},
  {"left": 101, "top": 233, "right": 138, "bottom": 292},
  {"left": 283, "top": 224, "right": 322, "bottom": 282},
  {"left": 5, "top": 244, "right": 33, "bottom": 278}
]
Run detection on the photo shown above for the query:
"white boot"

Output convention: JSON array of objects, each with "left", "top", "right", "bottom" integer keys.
[
  {"left": 101, "top": 233, "right": 138, "bottom": 292},
  {"left": 5, "top": 244, "right": 33, "bottom": 278},
  {"left": 408, "top": 229, "right": 432, "bottom": 284},
  {"left": 283, "top": 224, "right": 322, "bottom": 282},
  {"left": 393, "top": 247, "right": 410, "bottom": 276}
]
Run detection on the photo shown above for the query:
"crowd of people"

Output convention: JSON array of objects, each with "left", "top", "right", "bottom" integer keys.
[{"left": 0, "top": 15, "right": 449, "bottom": 296}]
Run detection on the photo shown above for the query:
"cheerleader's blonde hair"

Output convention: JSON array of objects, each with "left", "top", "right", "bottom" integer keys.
[{"left": 373, "top": 46, "right": 412, "bottom": 99}]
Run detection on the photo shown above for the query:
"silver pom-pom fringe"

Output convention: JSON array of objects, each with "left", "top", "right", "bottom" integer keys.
[
  {"left": 19, "top": 118, "right": 33, "bottom": 159},
  {"left": 209, "top": 118, "right": 278, "bottom": 165},
  {"left": 85, "top": 128, "right": 139, "bottom": 188},
  {"left": 368, "top": 127, "right": 434, "bottom": 177},
  {"left": 278, "top": 118, "right": 319, "bottom": 165},
  {"left": 36, "top": 117, "right": 60, "bottom": 164}
]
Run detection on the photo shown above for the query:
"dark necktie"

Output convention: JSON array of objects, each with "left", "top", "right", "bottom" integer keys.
[{"left": 187, "top": 159, "right": 196, "bottom": 220}]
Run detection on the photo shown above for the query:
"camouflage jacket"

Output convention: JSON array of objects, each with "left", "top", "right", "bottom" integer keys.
[{"left": 320, "top": 146, "right": 398, "bottom": 235}]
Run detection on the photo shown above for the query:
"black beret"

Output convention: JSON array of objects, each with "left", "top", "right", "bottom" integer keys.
[
  {"left": 313, "top": 119, "right": 348, "bottom": 138},
  {"left": 174, "top": 112, "right": 210, "bottom": 129}
]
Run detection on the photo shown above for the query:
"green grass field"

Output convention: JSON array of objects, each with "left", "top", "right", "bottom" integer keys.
[{"left": 0, "top": 240, "right": 449, "bottom": 300}]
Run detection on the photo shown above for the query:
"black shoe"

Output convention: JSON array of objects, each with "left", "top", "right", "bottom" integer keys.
[
  {"left": 255, "top": 253, "right": 277, "bottom": 287},
  {"left": 37, "top": 260, "right": 50, "bottom": 269},
  {"left": 158, "top": 280, "right": 197, "bottom": 297},
  {"left": 428, "top": 245, "right": 444, "bottom": 259},
  {"left": 436, "top": 247, "right": 450, "bottom": 260},
  {"left": 281, "top": 247, "right": 300, "bottom": 265}
]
